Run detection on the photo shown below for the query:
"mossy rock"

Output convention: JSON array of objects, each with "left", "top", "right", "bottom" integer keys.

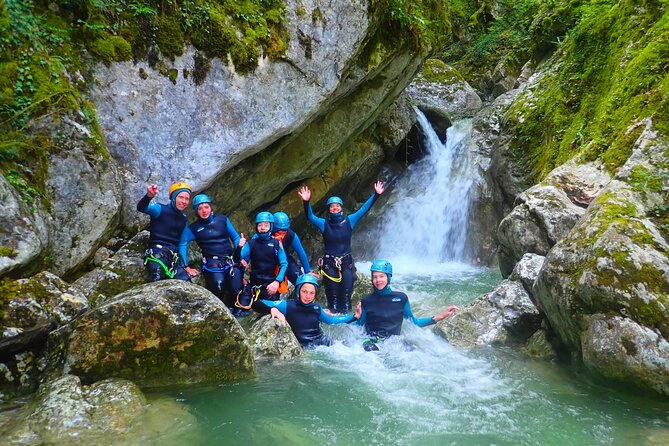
[{"left": 51, "top": 281, "right": 255, "bottom": 387}]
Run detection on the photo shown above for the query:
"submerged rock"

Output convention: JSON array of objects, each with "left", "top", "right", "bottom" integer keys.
[
  {"left": 0, "top": 375, "right": 145, "bottom": 444},
  {"left": 435, "top": 279, "right": 541, "bottom": 348},
  {"left": 49, "top": 281, "right": 254, "bottom": 387},
  {"left": 0, "top": 374, "right": 202, "bottom": 445}
]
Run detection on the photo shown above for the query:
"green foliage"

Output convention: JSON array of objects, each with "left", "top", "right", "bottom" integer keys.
[
  {"left": 370, "top": 0, "right": 458, "bottom": 52},
  {"left": 500, "top": 0, "right": 669, "bottom": 181}
]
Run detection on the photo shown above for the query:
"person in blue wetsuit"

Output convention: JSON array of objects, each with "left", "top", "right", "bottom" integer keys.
[
  {"left": 235, "top": 211, "right": 288, "bottom": 313},
  {"left": 264, "top": 274, "right": 355, "bottom": 348},
  {"left": 298, "top": 181, "right": 385, "bottom": 313},
  {"left": 137, "top": 182, "right": 193, "bottom": 282},
  {"left": 355, "top": 260, "right": 458, "bottom": 351},
  {"left": 272, "top": 211, "right": 312, "bottom": 286},
  {"left": 178, "top": 194, "right": 246, "bottom": 313}
]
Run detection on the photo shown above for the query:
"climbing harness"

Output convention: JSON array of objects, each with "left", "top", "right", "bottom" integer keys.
[
  {"left": 144, "top": 247, "right": 179, "bottom": 279},
  {"left": 317, "top": 254, "right": 350, "bottom": 283},
  {"left": 202, "top": 256, "right": 235, "bottom": 275},
  {"left": 235, "top": 285, "right": 262, "bottom": 310}
]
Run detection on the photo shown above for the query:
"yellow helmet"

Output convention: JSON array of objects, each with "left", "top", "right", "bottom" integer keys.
[{"left": 168, "top": 182, "right": 192, "bottom": 199}]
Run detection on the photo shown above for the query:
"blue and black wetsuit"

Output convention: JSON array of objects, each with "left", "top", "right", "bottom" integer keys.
[
  {"left": 237, "top": 234, "right": 288, "bottom": 312},
  {"left": 304, "top": 193, "right": 380, "bottom": 312},
  {"left": 179, "top": 213, "right": 244, "bottom": 308},
  {"left": 137, "top": 194, "right": 190, "bottom": 282},
  {"left": 272, "top": 229, "right": 311, "bottom": 285},
  {"left": 262, "top": 298, "right": 354, "bottom": 347},
  {"left": 356, "top": 288, "right": 435, "bottom": 350}
]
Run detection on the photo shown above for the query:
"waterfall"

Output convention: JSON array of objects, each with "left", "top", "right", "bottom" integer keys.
[{"left": 370, "top": 109, "right": 476, "bottom": 269}]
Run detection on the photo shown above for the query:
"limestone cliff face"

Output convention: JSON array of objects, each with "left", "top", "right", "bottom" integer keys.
[{"left": 0, "top": 0, "right": 424, "bottom": 278}]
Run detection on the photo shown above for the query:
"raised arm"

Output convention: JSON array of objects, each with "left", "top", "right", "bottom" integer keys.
[
  {"left": 299, "top": 186, "right": 325, "bottom": 232},
  {"left": 137, "top": 184, "right": 161, "bottom": 218},
  {"left": 348, "top": 181, "right": 384, "bottom": 229}
]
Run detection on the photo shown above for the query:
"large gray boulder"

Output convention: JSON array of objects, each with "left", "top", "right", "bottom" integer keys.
[
  {"left": 91, "top": 0, "right": 422, "bottom": 228},
  {"left": 497, "top": 160, "right": 611, "bottom": 276},
  {"left": 406, "top": 59, "right": 482, "bottom": 122},
  {"left": 71, "top": 231, "right": 150, "bottom": 306},
  {"left": 48, "top": 281, "right": 255, "bottom": 387},
  {"left": 435, "top": 279, "right": 541, "bottom": 348},
  {"left": 534, "top": 120, "right": 669, "bottom": 396},
  {"left": 2, "top": 272, "right": 87, "bottom": 330},
  {"left": 0, "top": 174, "right": 50, "bottom": 277}
]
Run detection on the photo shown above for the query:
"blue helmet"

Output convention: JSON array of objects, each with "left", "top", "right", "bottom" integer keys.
[
  {"left": 370, "top": 259, "right": 392, "bottom": 276},
  {"left": 256, "top": 211, "right": 274, "bottom": 224},
  {"left": 295, "top": 273, "right": 319, "bottom": 295},
  {"left": 192, "top": 194, "right": 212, "bottom": 211},
  {"left": 273, "top": 212, "right": 290, "bottom": 230},
  {"left": 326, "top": 196, "right": 344, "bottom": 207}
]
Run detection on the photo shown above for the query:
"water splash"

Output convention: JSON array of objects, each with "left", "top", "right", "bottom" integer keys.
[{"left": 371, "top": 110, "right": 477, "bottom": 268}]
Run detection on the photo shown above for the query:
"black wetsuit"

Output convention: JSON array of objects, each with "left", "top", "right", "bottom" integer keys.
[
  {"left": 137, "top": 195, "right": 190, "bottom": 282},
  {"left": 262, "top": 299, "right": 355, "bottom": 347},
  {"left": 304, "top": 193, "right": 379, "bottom": 312},
  {"left": 179, "top": 213, "right": 244, "bottom": 308}
]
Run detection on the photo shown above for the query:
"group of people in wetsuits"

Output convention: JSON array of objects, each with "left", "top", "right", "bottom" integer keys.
[{"left": 137, "top": 180, "right": 458, "bottom": 350}]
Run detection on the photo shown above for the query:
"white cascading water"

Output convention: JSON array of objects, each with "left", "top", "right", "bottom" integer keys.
[{"left": 372, "top": 109, "right": 476, "bottom": 269}]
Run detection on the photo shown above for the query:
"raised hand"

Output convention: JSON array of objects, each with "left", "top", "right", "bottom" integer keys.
[
  {"left": 373, "top": 180, "right": 385, "bottom": 195},
  {"left": 238, "top": 233, "right": 247, "bottom": 248},
  {"left": 298, "top": 185, "right": 311, "bottom": 202},
  {"left": 147, "top": 184, "right": 158, "bottom": 198}
]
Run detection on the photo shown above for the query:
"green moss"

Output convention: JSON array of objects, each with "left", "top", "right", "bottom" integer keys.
[
  {"left": 500, "top": 0, "right": 669, "bottom": 180},
  {"left": 88, "top": 35, "right": 133, "bottom": 65},
  {"left": 0, "top": 246, "right": 17, "bottom": 258},
  {"left": 420, "top": 59, "right": 464, "bottom": 84},
  {"left": 168, "top": 68, "right": 178, "bottom": 84},
  {"left": 296, "top": 6, "right": 306, "bottom": 17},
  {"left": 155, "top": 15, "right": 184, "bottom": 60},
  {"left": 0, "top": 277, "right": 20, "bottom": 325},
  {"left": 628, "top": 165, "right": 665, "bottom": 193}
]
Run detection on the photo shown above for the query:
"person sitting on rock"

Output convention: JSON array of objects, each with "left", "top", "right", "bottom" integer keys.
[
  {"left": 137, "top": 182, "right": 192, "bottom": 282},
  {"left": 235, "top": 211, "right": 288, "bottom": 314},
  {"left": 178, "top": 194, "right": 246, "bottom": 314},
  {"left": 265, "top": 274, "right": 355, "bottom": 348},
  {"left": 272, "top": 211, "right": 312, "bottom": 288},
  {"left": 298, "top": 181, "right": 385, "bottom": 313},
  {"left": 355, "top": 260, "right": 458, "bottom": 351}
]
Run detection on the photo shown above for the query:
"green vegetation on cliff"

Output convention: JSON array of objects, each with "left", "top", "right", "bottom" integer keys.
[{"left": 440, "top": 0, "right": 668, "bottom": 188}]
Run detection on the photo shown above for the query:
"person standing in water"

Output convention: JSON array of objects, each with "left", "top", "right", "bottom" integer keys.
[
  {"left": 137, "top": 182, "right": 192, "bottom": 282},
  {"left": 355, "top": 260, "right": 458, "bottom": 351},
  {"left": 264, "top": 274, "right": 355, "bottom": 348},
  {"left": 178, "top": 194, "right": 246, "bottom": 315},
  {"left": 298, "top": 181, "right": 385, "bottom": 313}
]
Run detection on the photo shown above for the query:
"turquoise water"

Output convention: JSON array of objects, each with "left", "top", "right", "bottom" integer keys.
[{"left": 142, "top": 265, "right": 669, "bottom": 446}]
